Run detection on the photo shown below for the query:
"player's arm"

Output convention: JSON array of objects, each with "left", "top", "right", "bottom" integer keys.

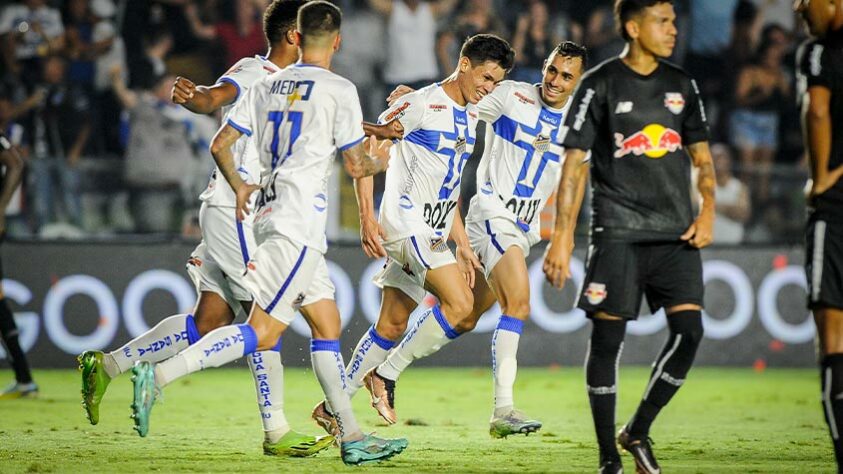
[
  {"left": 0, "top": 136, "right": 23, "bottom": 235},
  {"left": 681, "top": 142, "right": 715, "bottom": 248},
  {"left": 366, "top": 0, "right": 393, "bottom": 15},
  {"left": 354, "top": 175, "right": 386, "bottom": 258},
  {"left": 430, "top": 0, "right": 458, "bottom": 18},
  {"left": 363, "top": 120, "right": 404, "bottom": 140},
  {"left": 802, "top": 85, "right": 843, "bottom": 197},
  {"left": 171, "top": 78, "right": 237, "bottom": 115},
  {"left": 342, "top": 136, "right": 392, "bottom": 179},
  {"left": 543, "top": 148, "right": 588, "bottom": 288},
  {"left": 109, "top": 64, "right": 137, "bottom": 109},
  {"left": 449, "top": 206, "right": 482, "bottom": 289},
  {"left": 209, "top": 124, "right": 257, "bottom": 221}
]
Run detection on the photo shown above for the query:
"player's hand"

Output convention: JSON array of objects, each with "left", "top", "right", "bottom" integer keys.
[
  {"left": 363, "top": 120, "right": 404, "bottom": 140},
  {"left": 386, "top": 85, "right": 414, "bottom": 106},
  {"left": 809, "top": 165, "right": 843, "bottom": 199},
  {"left": 171, "top": 76, "right": 196, "bottom": 104},
  {"left": 542, "top": 235, "right": 573, "bottom": 289},
  {"left": 681, "top": 211, "right": 714, "bottom": 248},
  {"left": 360, "top": 215, "right": 387, "bottom": 258},
  {"left": 456, "top": 245, "right": 482, "bottom": 289},
  {"left": 235, "top": 183, "right": 261, "bottom": 221}
]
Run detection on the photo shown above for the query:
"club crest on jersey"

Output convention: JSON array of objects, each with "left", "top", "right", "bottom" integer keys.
[
  {"left": 585, "top": 283, "right": 607, "bottom": 305},
  {"left": 455, "top": 136, "right": 467, "bottom": 156},
  {"left": 533, "top": 134, "right": 551, "bottom": 153},
  {"left": 664, "top": 93, "right": 685, "bottom": 114},
  {"left": 385, "top": 102, "right": 410, "bottom": 122},
  {"left": 613, "top": 123, "right": 682, "bottom": 159},
  {"left": 430, "top": 237, "right": 448, "bottom": 253}
]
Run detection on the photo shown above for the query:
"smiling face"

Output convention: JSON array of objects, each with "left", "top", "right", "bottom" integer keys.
[
  {"left": 457, "top": 58, "right": 507, "bottom": 104},
  {"left": 627, "top": 2, "right": 678, "bottom": 58},
  {"left": 540, "top": 52, "right": 584, "bottom": 108}
]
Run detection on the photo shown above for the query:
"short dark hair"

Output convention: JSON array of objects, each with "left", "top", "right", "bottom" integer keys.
[
  {"left": 264, "top": 0, "right": 307, "bottom": 46},
  {"left": 614, "top": 0, "right": 674, "bottom": 41},
  {"left": 552, "top": 41, "right": 588, "bottom": 70},
  {"left": 297, "top": 0, "right": 342, "bottom": 43},
  {"left": 459, "top": 34, "right": 515, "bottom": 72}
]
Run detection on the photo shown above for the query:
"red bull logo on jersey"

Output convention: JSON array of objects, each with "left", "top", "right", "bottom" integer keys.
[
  {"left": 613, "top": 124, "right": 682, "bottom": 159},
  {"left": 664, "top": 92, "right": 685, "bottom": 115}
]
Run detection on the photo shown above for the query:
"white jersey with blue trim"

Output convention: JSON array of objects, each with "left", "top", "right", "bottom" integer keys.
[
  {"left": 378, "top": 84, "right": 479, "bottom": 241},
  {"left": 466, "top": 81, "right": 571, "bottom": 244},
  {"left": 226, "top": 63, "right": 365, "bottom": 253},
  {"left": 199, "top": 55, "right": 280, "bottom": 207}
]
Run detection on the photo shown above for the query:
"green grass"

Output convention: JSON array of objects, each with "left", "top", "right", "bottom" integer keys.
[{"left": 0, "top": 367, "right": 833, "bottom": 473}]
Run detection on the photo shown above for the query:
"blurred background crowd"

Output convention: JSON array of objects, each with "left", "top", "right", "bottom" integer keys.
[{"left": 0, "top": 0, "right": 810, "bottom": 244}]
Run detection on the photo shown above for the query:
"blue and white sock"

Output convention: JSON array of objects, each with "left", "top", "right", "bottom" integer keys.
[
  {"left": 345, "top": 326, "right": 396, "bottom": 398},
  {"left": 105, "top": 313, "right": 196, "bottom": 378},
  {"left": 249, "top": 336, "right": 289, "bottom": 444},
  {"left": 492, "top": 315, "right": 523, "bottom": 415},
  {"left": 311, "top": 339, "right": 362, "bottom": 442},
  {"left": 377, "top": 305, "right": 459, "bottom": 381},
  {"left": 154, "top": 324, "right": 257, "bottom": 387}
]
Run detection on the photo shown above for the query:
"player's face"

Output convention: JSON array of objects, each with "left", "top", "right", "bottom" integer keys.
[
  {"left": 540, "top": 53, "right": 583, "bottom": 108},
  {"left": 459, "top": 58, "right": 507, "bottom": 104},
  {"left": 794, "top": 0, "right": 835, "bottom": 36},
  {"left": 634, "top": 3, "right": 678, "bottom": 58}
]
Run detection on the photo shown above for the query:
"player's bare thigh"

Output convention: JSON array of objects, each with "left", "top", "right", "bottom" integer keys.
[
  {"left": 815, "top": 307, "right": 843, "bottom": 356},
  {"left": 301, "top": 299, "right": 342, "bottom": 340},
  {"left": 486, "top": 245, "right": 531, "bottom": 321},
  {"left": 374, "top": 287, "right": 418, "bottom": 341},
  {"left": 423, "top": 262, "right": 474, "bottom": 327}
]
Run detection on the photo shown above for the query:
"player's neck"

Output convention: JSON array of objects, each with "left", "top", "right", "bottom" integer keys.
[
  {"left": 620, "top": 42, "right": 660, "bottom": 76},
  {"left": 265, "top": 46, "right": 298, "bottom": 69},
  {"left": 299, "top": 50, "right": 332, "bottom": 69},
  {"left": 440, "top": 74, "right": 467, "bottom": 107}
]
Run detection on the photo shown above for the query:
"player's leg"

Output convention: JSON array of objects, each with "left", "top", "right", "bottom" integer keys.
[
  {"left": 0, "top": 275, "right": 38, "bottom": 399},
  {"left": 815, "top": 308, "right": 843, "bottom": 469}
]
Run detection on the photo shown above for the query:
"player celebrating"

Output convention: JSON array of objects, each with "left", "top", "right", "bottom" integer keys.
[
  {"left": 78, "top": 0, "right": 334, "bottom": 456},
  {"left": 130, "top": 2, "right": 406, "bottom": 465},
  {"left": 795, "top": 0, "right": 843, "bottom": 470},
  {"left": 543, "top": 1, "right": 714, "bottom": 473}
]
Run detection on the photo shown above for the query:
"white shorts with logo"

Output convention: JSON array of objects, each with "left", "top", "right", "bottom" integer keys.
[
  {"left": 466, "top": 217, "right": 532, "bottom": 280},
  {"left": 242, "top": 234, "right": 332, "bottom": 324},
  {"left": 373, "top": 232, "right": 456, "bottom": 304}
]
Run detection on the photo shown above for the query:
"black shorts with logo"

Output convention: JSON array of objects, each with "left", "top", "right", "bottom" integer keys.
[
  {"left": 806, "top": 216, "right": 843, "bottom": 310},
  {"left": 577, "top": 239, "right": 704, "bottom": 320}
]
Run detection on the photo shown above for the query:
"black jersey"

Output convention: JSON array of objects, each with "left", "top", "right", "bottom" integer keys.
[
  {"left": 561, "top": 57, "right": 709, "bottom": 242},
  {"left": 797, "top": 28, "right": 843, "bottom": 220}
]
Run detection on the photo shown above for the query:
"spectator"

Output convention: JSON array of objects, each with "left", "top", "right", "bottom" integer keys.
[
  {"left": 582, "top": 4, "right": 624, "bottom": 64},
  {"left": 731, "top": 32, "right": 791, "bottom": 203},
  {"left": 184, "top": 0, "right": 266, "bottom": 70},
  {"left": 0, "top": 0, "right": 65, "bottom": 86},
  {"left": 685, "top": 1, "right": 738, "bottom": 105},
  {"left": 332, "top": 0, "right": 386, "bottom": 120},
  {"left": 511, "top": 0, "right": 556, "bottom": 83},
  {"left": 711, "top": 144, "right": 751, "bottom": 244},
  {"left": 436, "top": 0, "right": 506, "bottom": 75},
  {"left": 128, "top": 28, "right": 172, "bottom": 91},
  {"left": 368, "top": 0, "right": 458, "bottom": 91},
  {"left": 27, "top": 55, "right": 91, "bottom": 232},
  {"left": 0, "top": 94, "right": 27, "bottom": 235}
]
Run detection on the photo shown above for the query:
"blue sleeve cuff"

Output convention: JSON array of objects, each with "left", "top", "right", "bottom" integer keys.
[
  {"left": 227, "top": 119, "right": 252, "bottom": 137},
  {"left": 338, "top": 135, "right": 364, "bottom": 151},
  {"left": 217, "top": 77, "right": 242, "bottom": 102}
]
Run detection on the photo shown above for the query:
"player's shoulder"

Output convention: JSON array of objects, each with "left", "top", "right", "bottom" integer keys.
[
  {"left": 796, "top": 38, "right": 829, "bottom": 73},
  {"left": 223, "top": 55, "right": 265, "bottom": 76},
  {"left": 580, "top": 56, "right": 622, "bottom": 81}
]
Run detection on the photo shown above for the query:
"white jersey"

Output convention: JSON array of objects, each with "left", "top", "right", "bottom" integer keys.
[
  {"left": 227, "top": 64, "right": 365, "bottom": 253},
  {"left": 200, "top": 55, "right": 280, "bottom": 207},
  {"left": 379, "top": 84, "right": 479, "bottom": 241},
  {"left": 467, "top": 81, "right": 571, "bottom": 243}
]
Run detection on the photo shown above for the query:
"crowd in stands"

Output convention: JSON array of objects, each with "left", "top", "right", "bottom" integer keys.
[{"left": 0, "top": 0, "right": 810, "bottom": 244}]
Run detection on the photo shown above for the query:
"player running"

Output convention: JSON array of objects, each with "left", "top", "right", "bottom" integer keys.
[
  {"left": 130, "top": 2, "right": 405, "bottom": 465},
  {"left": 309, "top": 34, "right": 515, "bottom": 432},
  {"left": 543, "top": 1, "right": 714, "bottom": 472},
  {"left": 78, "top": 0, "right": 334, "bottom": 457},
  {"left": 795, "top": 0, "right": 843, "bottom": 471}
]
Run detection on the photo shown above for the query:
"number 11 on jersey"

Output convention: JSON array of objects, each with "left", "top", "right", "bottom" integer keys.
[{"left": 267, "top": 110, "right": 303, "bottom": 170}]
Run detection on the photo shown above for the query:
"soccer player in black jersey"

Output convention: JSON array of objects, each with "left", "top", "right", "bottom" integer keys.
[
  {"left": 795, "top": 0, "right": 843, "bottom": 471},
  {"left": 543, "top": 1, "right": 715, "bottom": 472}
]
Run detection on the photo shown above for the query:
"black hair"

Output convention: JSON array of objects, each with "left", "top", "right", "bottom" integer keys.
[
  {"left": 552, "top": 41, "right": 588, "bottom": 70},
  {"left": 459, "top": 34, "right": 515, "bottom": 72},
  {"left": 614, "top": 0, "right": 674, "bottom": 41},
  {"left": 264, "top": 0, "right": 307, "bottom": 46},
  {"left": 297, "top": 0, "right": 342, "bottom": 44}
]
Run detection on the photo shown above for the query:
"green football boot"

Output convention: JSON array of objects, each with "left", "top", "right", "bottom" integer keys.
[
  {"left": 130, "top": 361, "right": 159, "bottom": 437},
  {"left": 78, "top": 351, "right": 111, "bottom": 424},
  {"left": 340, "top": 434, "right": 408, "bottom": 466},
  {"left": 263, "top": 430, "right": 335, "bottom": 457},
  {"left": 489, "top": 409, "right": 542, "bottom": 439}
]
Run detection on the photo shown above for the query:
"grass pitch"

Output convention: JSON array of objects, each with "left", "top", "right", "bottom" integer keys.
[{"left": 0, "top": 366, "right": 833, "bottom": 473}]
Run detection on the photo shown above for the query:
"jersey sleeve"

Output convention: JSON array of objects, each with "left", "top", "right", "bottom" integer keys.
[
  {"left": 225, "top": 84, "right": 259, "bottom": 137},
  {"left": 377, "top": 90, "right": 425, "bottom": 136},
  {"left": 477, "top": 81, "right": 510, "bottom": 123},
  {"left": 681, "top": 77, "right": 710, "bottom": 145},
  {"left": 334, "top": 83, "right": 366, "bottom": 151},
  {"left": 216, "top": 58, "right": 264, "bottom": 103},
  {"left": 799, "top": 41, "right": 833, "bottom": 89},
  {"left": 560, "top": 73, "right": 604, "bottom": 153}
]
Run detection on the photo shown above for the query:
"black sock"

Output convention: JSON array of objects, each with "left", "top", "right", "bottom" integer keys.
[
  {"left": 627, "top": 310, "right": 703, "bottom": 438},
  {"left": 821, "top": 354, "right": 843, "bottom": 469},
  {"left": 0, "top": 297, "right": 33, "bottom": 384},
  {"left": 586, "top": 317, "right": 627, "bottom": 463}
]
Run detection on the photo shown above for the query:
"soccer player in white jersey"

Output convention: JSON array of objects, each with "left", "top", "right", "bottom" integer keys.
[
  {"left": 308, "top": 34, "right": 515, "bottom": 431},
  {"left": 129, "top": 2, "right": 407, "bottom": 465},
  {"left": 77, "top": 0, "right": 335, "bottom": 457}
]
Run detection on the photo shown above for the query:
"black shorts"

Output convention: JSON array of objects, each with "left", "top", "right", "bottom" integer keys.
[
  {"left": 806, "top": 217, "right": 843, "bottom": 310},
  {"left": 577, "top": 239, "right": 703, "bottom": 320}
]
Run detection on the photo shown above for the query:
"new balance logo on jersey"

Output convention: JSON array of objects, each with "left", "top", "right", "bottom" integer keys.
[{"left": 615, "top": 101, "right": 633, "bottom": 114}]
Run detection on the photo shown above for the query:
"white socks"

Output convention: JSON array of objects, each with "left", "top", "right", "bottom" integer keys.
[
  {"left": 105, "top": 313, "right": 197, "bottom": 378},
  {"left": 248, "top": 346, "right": 289, "bottom": 444},
  {"left": 345, "top": 326, "right": 396, "bottom": 397},
  {"left": 492, "top": 315, "right": 523, "bottom": 414},
  {"left": 311, "top": 339, "right": 361, "bottom": 442},
  {"left": 377, "top": 305, "right": 459, "bottom": 381}
]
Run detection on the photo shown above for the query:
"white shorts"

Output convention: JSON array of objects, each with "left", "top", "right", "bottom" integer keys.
[
  {"left": 242, "top": 235, "right": 327, "bottom": 324},
  {"left": 466, "top": 217, "right": 532, "bottom": 280},
  {"left": 373, "top": 232, "right": 456, "bottom": 304}
]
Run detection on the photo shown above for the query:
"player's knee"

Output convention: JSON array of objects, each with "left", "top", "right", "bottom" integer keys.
[
  {"left": 589, "top": 317, "right": 627, "bottom": 357},
  {"left": 667, "top": 310, "right": 704, "bottom": 348},
  {"left": 444, "top": 289, "right": 474, "bottom": 321}
]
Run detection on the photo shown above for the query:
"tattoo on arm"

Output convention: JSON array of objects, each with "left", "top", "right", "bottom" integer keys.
[
  {"left": 688, "top": 142, "right": 715, "bottom": 211},
  {"left": 343, "top": 143, "right": 385, "bottom": 179},
  {"left": 554, "top": 149, "right": 588, "bottom": 236},
  {"left": 210, "top": 125, "right": 244, "bottom": 191}
]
